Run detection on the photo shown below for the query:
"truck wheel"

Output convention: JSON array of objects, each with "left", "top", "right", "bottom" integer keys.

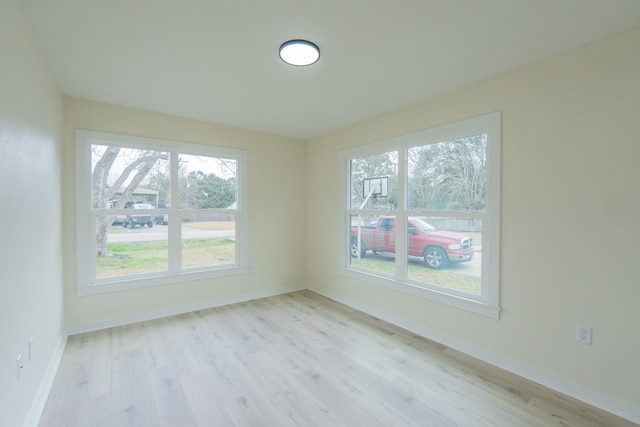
[
  {"left": 350, "top": 238, "right": 366, "bottom": 258},
  {"left": 424, "top": 247, "right": 447, "bottom": 269}
]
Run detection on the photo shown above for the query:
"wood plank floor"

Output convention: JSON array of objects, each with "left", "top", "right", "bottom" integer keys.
[{"left": 39, "top": 290, "right": 635, "bottom": 426}]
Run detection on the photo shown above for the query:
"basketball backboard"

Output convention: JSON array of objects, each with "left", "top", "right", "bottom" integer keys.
[{"left": 362, "top": 177, "right": 388, "bottom": 198}]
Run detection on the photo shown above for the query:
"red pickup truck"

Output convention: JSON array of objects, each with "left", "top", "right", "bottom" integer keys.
[{"left": 351, "top": 216, "right": 474, "bottom": 269}]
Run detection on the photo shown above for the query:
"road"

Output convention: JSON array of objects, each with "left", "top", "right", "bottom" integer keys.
[{"left": 443, "top": 251, "right": 481, "bottom": 278}]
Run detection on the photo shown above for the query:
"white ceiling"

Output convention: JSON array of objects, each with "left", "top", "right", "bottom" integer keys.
[{"left": 23, "top": 0, "right": 640, "bottom": 139}]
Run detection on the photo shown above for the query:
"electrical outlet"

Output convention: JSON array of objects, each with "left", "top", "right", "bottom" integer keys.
[
  {"left": 576, "top": 324, "right": 592, "bottom": 345},
  {"left": 16, "top": 354, "right": 23, "bottom": 381}
]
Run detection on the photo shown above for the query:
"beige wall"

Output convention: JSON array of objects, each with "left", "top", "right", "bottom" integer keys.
[
  {"left": 62, "top": 98, "right": 308, "bottom": 327},
  {"left": 0, "top": 0, "right": 64, "bottom": 425},
  {"left": 307, "top": 28, "right": 640, "bottom": 415}
]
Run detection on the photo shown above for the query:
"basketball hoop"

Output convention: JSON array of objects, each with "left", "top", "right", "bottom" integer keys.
[{"left": 362, "top": 176, "right": 388, "bottom": 199}]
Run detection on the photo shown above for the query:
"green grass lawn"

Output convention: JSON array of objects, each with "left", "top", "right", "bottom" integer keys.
[
  {"left": 96, "top": 238, "right": 235, "bottom": 278},
  {"left": 98, "top": 231, "right": 478, "bottom": 295},
  {"left": 351, "top": 255, "right": 480, "bottom": 295}
]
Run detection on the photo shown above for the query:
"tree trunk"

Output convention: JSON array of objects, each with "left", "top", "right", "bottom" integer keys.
[{"left": 95, "top": 215, "right": 112, "bottom": 257}]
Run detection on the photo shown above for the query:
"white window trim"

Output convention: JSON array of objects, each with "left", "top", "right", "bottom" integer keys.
[
  {"left": 75, "top": 129, "right": 249, "bottom": 296},
  {"left": 339, "top": 112, "right": 501, "bottom": 318}
]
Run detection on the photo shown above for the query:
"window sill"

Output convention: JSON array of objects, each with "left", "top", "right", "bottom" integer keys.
[
  {"left": 77, "top": 266, "right": 250, "bottom": 296},
  {"left": 339, "top": 267, "right": 500, "bottom": 319}
]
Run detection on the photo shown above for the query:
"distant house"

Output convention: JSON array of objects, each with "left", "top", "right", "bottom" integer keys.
[{"left": 111, "top": 186, "right": 159, "bottom": 207}]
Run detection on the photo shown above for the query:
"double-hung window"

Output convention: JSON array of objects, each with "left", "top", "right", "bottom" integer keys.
[
  {"left": 341, "top": 112, "right": 501, "bottom": 318},
  {"left": 76, "top": 130, "right": 248, "bottom": 295}
]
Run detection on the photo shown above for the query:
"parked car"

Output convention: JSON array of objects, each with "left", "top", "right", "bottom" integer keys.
[
  {"left": 155, "top": 203, "right": 168, "bottom": 225},
  {"left": 111, "top": 215, "right": 126, "bottom": 226},
  {"left": 123, "top": 203, "right": 154, "bottom": 228},
  {"left": 350, "top": 216, "right": 473, "bottom": 269},
  {"left": 155, "top": 213, "right": 168, "bottom": 225}
]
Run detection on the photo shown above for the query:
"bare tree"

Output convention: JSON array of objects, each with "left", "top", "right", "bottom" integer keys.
[
  {"left": 92, "top": 147, "right": 168, "bottom": 256},
  {"left": 408, "top": 134, "right": 486, "bottom": 211}
]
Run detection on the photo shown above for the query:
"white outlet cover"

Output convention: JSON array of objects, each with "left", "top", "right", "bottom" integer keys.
[{"left": 576, "top": 324, "right": 592, "bottom": 345}]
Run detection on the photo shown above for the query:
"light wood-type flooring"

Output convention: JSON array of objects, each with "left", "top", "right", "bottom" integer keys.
[{"left": 39, "top": 290, "right": 635, "bottom": 426}]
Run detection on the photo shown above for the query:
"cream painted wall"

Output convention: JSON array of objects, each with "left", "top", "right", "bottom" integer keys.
[
  {"left": 62, "top": 98, "right": 307, "bottom": 328},
  {"left": 0, "top": 0, "right": 64, "bottom": 425},
  {"left": 308, "top": 28, "right": 640, "bottom": 417}
]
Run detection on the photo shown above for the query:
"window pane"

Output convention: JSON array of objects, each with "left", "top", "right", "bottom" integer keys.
[
  {"left": 406, "top": 216, "right": 481, "bottom": 295},
  {"left": 407, "top": 134, "right": 486, "bottom": 211},
  {"left": 182, "top": 215, "right": 236, "bottom": 269},
  {"left": 91, "top": 144, "right": 169, "bottom": 209},
  {"left": 79, "top": 130, "right": 249, "bottom": 293},
  {"left": 349, "top": 214, "right": 396, "bottom": 276},
  {"left": 179, "top": 154, "right": 237, "bottom": 210},
  {"left": 95, "top": 214, "right": 168, "bottom": 279},
  {"left": 350, "top": 151, "right": 398, "bottom": 210}
]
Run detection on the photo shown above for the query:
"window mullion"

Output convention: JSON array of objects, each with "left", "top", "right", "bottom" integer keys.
[
  {"left": 168, "top": 151, "right": 181, "bottom": 272},
  {"left": 395, "top": 149, "right": 408, "bottom": 280},
  {"left": 89, "top": 214, "right": 97, "bottom": 281}
]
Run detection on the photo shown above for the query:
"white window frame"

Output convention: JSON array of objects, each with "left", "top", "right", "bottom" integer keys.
[
  {"left": 76, "top": 129, "right": 249, "bottom": 296},
  {"left": 340, "top": 112, "right": 501, "bottom": 318}
]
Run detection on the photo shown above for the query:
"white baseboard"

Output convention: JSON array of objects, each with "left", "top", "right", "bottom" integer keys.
[
  {"left": 65, "top": 285, "right": 305, "bottom": 336},
  {"left": 308, "top": 284, "right": 640, "bottom": 425},
  {"left": 24, "top": 334, "right": 67, "bottom": 427}
]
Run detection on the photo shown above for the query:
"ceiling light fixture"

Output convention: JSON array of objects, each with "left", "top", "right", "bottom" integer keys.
[{"left": 279, "top": 39, "right": 320, "bottom": 66}]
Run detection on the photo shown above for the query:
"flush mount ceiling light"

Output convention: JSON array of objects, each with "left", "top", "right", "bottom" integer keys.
[{"left": 279, "top": 39, "right": 320, "bottom": 66}]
